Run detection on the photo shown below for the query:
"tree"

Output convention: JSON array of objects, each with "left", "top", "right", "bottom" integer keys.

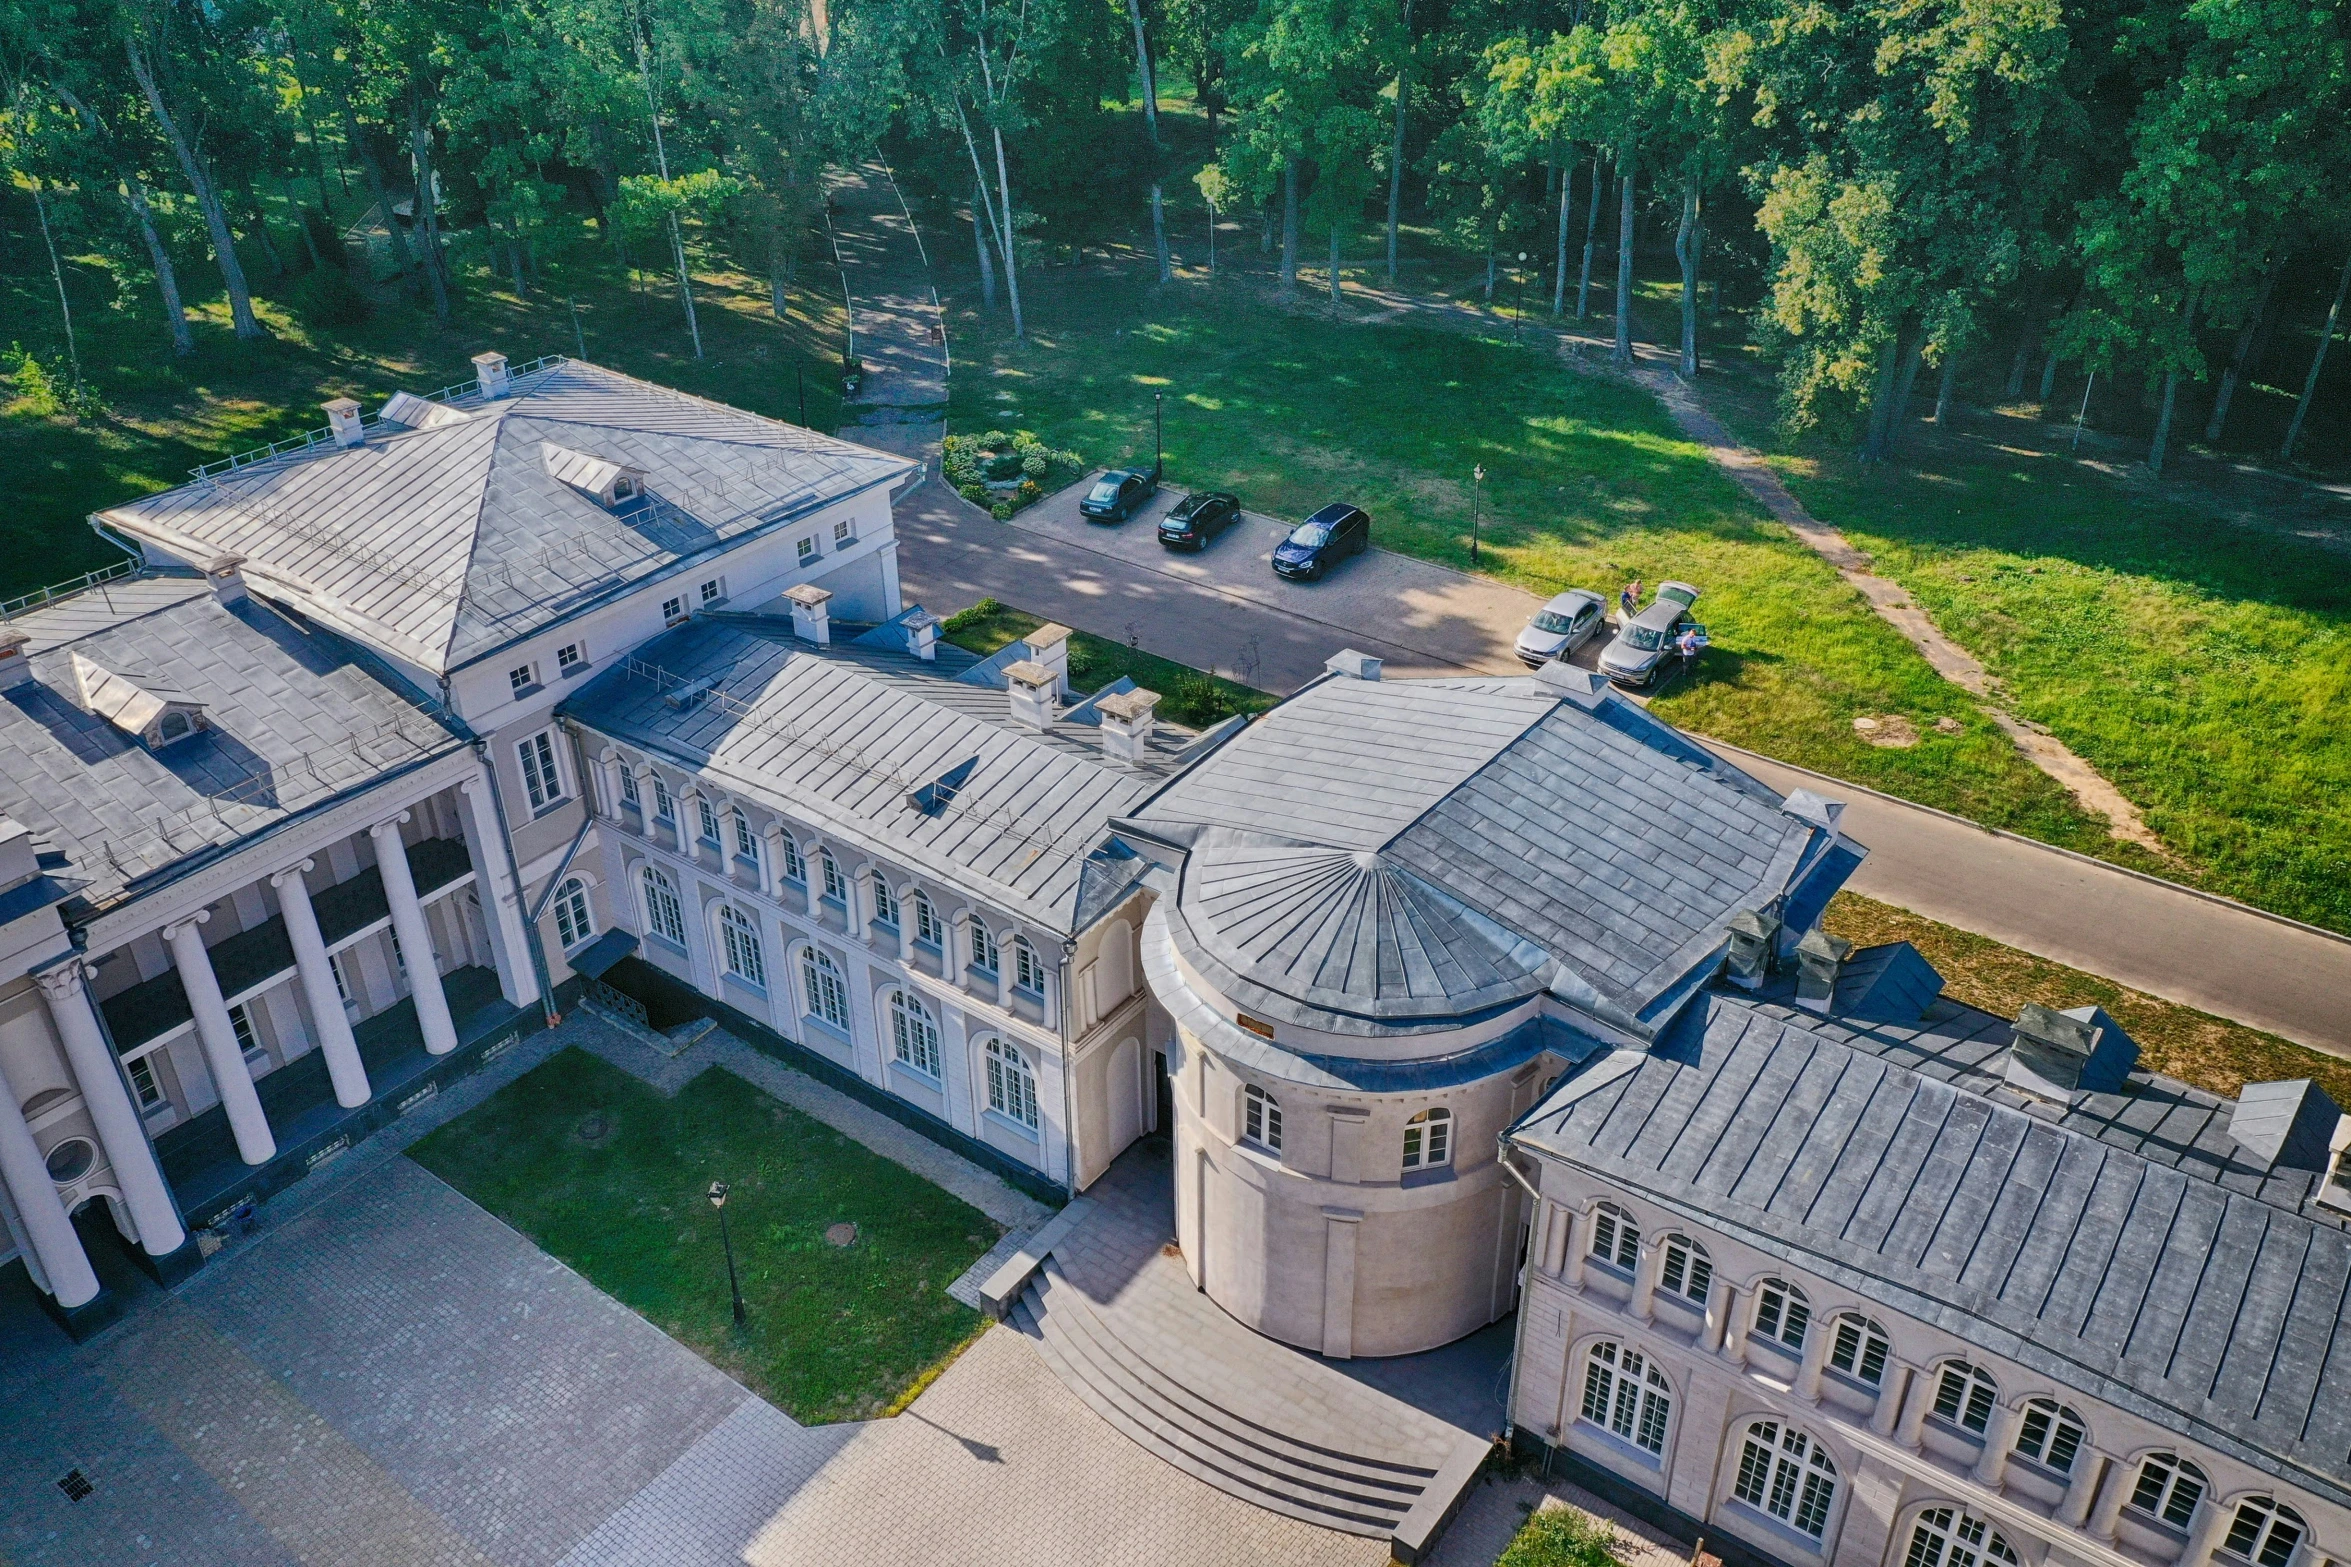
[{"left": 119, "top": 3, "right": 268, "bottom": 338}]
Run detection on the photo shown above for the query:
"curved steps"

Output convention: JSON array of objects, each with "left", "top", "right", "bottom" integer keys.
[{"left": 1011, "top": 1259, "right": 1437, "bottom": 1538}]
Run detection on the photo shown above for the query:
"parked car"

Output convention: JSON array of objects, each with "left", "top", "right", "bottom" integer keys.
[
  {"left": 1272, "top": 504, "right": 1370, "bottom": 580},
  {"left": 1597, "top": 580, "right": 1702, "bottom": 686},
  {"left": 1080, "top": 468, "right": 1159, "bottom": 523},
  {"left": 1158, "top": 491, "right": 1242, "bottom": 551},
  {"left": 1514, "top": 589, "right": 1608, "bottom": 667}
]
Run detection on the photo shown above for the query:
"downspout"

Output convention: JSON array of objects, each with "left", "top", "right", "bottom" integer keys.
[
  {"left": 1058, "top": 937, "right": 1078, "bottom": 1198},
  {"left": 472, "top": 737, "right": 560, "bottom": 1027},
  {"left": 1496, "top": 1133, "right": 1544, "bottom": 1448}
]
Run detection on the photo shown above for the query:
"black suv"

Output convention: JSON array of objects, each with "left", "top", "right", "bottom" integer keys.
[
  {"left": 1079, "top": 468, "right": 1159, "bottom": 523},
  {"left": 1158, "top": 491, "right": 1241, "bottom": 550},
  {"left": 1272, "top": 504, "right": 1370, "bottom": 580}
]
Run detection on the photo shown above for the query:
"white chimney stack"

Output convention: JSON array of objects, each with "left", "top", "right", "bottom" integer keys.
[
  {"left": 0, "top": 628, "right": 33, "bottom": 691},
  {"left": 1097, "top": 687, "right": 1161, "bottom": 764},
  {"left": 905, "top": 610, "right": 942, "bottom": 662},
  {"left": 1024, "top": 622, "right": 1072, "bottom": 697},
  {"left": 323, "top": 397, "right": 364, "bottom": 448},
  {"left": 1324, "top": 649, "right": 1382, "bottom": 681},
  {"left": 1005, "top": 661, "right": 1057, "bottom": 729},
  {"left": 203, "top": 552, "right": 249, "bottom": 606},
  {"left": 472, "top": 351, "right": 512, "bottom": 398},
  {"left": 782, "top": 583, "right": 832, "bottom": 646}
]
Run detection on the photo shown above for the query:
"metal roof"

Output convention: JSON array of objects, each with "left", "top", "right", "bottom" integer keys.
[
  {"left": 95, "top": 360, "right": 914, "bottom": 677},
  {"left": 1513, "top": 986, "right": 2351, "bottom": 1506}
]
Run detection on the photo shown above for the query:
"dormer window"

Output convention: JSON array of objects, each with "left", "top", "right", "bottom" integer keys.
[
  {"left": 542, "top": 441, "right": 648, "bottom": 508},
  {"left": 611, "top": 476, "right": 638, "bottom": 501},
  {"left": 72, "top": 652, "right": 208, "bottom": 750}
]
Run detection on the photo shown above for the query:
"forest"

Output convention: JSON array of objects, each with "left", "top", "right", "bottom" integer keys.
[{"left": 0, "top": 0, "right": 2344, "bottom": 473}]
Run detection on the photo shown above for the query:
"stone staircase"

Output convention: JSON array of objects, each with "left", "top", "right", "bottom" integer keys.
[{"left": 1011, "top": 1258, "right": 1455, "bottom": 1542}]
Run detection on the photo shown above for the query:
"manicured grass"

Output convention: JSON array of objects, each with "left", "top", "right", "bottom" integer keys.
[
  {"left": 407, "top": 1048, "right": 997, "bottom": 1424},
  {"left": 945, "top": 271, "right": 2122, "bottom": 862},
  {"left": 941, "top": 596, "right": 1275, "bottom": 727},
  {"left": 1494, "top": 1502, "right": 1629, "bottom": 1567},
  {"left": 1823, "top": 891, "right": 2350, "bottom": 1105}
]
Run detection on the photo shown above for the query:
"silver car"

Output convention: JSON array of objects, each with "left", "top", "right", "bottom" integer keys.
[
  {"left": 1597, "top": 581, "right": 1702, "bottom": 686},
  {"left": 1514, "top": 589, "right": 1608, "bottom": 667}
]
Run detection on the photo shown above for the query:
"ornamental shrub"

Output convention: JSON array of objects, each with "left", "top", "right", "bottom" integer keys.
[
  {"left": 991, "top": 501, "right": 1016, "bottom": 520},
  {"left": 980, "top": 428, "right": 1008, "bottom": 448},
  {"left": 1017, "top": 479, "right": 1043, "bottom": 504},
  {"left": 1021, "top": 451, "right": 1047, "bottom": 478},
  {"left": 1494, "top": 1506, "right": 1625, "bottom": 1567}
]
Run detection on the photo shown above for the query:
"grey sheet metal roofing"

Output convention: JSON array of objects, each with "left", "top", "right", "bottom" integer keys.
[
  {"left": 1513, "top": 984, "right": 2351, "bottom": 1507},
  {"left": 93, "top": 359, "right": 912, "bottom": 677},
  {"left": 1129, "top": 673, "right": 1837, "bottom": 1033},
  {"left": 559, "top": 618, "right": 1197, "bottom": 932},
  {"left": 0, "top": 577, "right": 468, "bottom": 912}
]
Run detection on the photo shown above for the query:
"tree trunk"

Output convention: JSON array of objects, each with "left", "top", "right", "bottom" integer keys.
[
  {"left": 2205, "top": 256, "right": 2282, "bottom": 443},
  {"left": 287, "top": 178, "right": 325, "bottom": 269},
  {"left": 1123, "top": 0, "right": 1170, "bottom": 283},
  {"left": 29, "top": 181, "right": 84, "bottom": 385},
  {"left": 991, "top": 123, "right": 1026, "bottom": 338},
  {"left": 408, "top": 104, "right": 452, "bottom": 321},
  {"left": 1280, "top": 157, "right": 1300, "bottom": 298},
  {"left": 127, "top": 39, "right": 264, "bottom": 339},
  {"left": 1611, "top": 145, "right": 1635, "bottom": 368},
  {"left": 1673, "top": 171, "right": 1699, "bottom": 378},
  {"left": 1577, "top": 151, "right": 1602, "bottom": 320},
  {"left": 241, "top": 183, "right": 287, "bottom": 277},
  {"left": 2148, "top": 290, "right": 2199, "bottom": 474},
  {"left": 1888, "top": 337, "right": 1926, "bottom": 440},
  {"left": 127, "top": 182, "right": 193, "bottom": 355},
  {"left": 1485, "top": 236, "right": 1496, "bottom": 302},
  {"left": 1553, "top": 156, "right": 1570, "bottom": 315},
  {"left": 510, "top": 235, "right": 529, "bottom": 298},
  {"left": 1329, "top": 225, "right": 1342, "bottom": 306},
  {"left": 973, "top": 182, "right": 998, "bottom": 308},
  {"left": 2280, "top": 244, "right": 2350, "bottom": 463},
  {"left": 2038, "top": 346, "right": 2060, "bottom": 406},
  {"left": 1385, "top": 0, "right": 1413, "bottom": 287},
  {"left": 1859, "top": 331, "right": 1907, "bottom": 461},
  {"left": 341, "top": 102, "right": 412, "bottom": 280},
  {"left": 1932, "top": 351, "right": 1958, "bottom": 424}
]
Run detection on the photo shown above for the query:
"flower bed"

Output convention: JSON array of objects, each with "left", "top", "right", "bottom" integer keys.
[{"left": 942, "top": 429, "right": 1083, "bottom": 520}]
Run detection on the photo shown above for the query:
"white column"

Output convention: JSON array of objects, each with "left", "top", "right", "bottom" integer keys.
[
  {"left": 1702, "top": 1275, "right": 1733, "bottom": 1351},
  {"left": 2061, "top": 1450, "right": 2110, "bottom": 1530},
  {"left": 2087, "top": 1453, "right": 2131, "bottom": 1541},
  {"left": 374, "top": 815, "right": 459, "bottom": 1056},
  {"left": 1870, "top": 1360, "right": 1913, "bottom": 1437},
  {"left": 166, "top": 914, "right": 276, "bottom": 1165},
  {"left": 35, "top": 963, "right": 185, "bottom": 1256},
  {"left": 2181, "top": 1496, "right": 2234, "bottom": 1567},
  {"left": 1721, "top": 1284, "right": 1751, "bottom": 1366},
  {"left": 0, "top": 1052, "right": 103, "bottom": 1308},
  {"left": 594, "top": 749, "right": 625, "bottom": 820},
  {"left": 1974, "top": 1401, "right": 2027, "bottom": 1488},
  {"left": 460, "top": 768, "right": 541, "bottom": 1008},
  {"left": 1796, "top": 1317, "right": 1833, "bottom": 1402},
  {"left": 1562, "top": 1208, "right": 1588, "bottom": 1289},
  {"left": 1895, "top": 1361, "right": 1935, "bottom": 1447},
  {"left": 1630, "top": 1237, "right": 1662, "bottom": 1322},
  {"left": 271, "top": 861, "right": 370, "bottom": 1108}
]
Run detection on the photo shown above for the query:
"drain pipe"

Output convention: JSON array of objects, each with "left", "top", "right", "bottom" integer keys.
[
  {"left": 473, "top": 738, "right": 561, "bottom": 1028},
  {"left": 1056, "top": 937, "right": 1078, "bottom": 1199},
  {"left": 1495, "top": 1133, "right": 1546, "bottom": 1451}
]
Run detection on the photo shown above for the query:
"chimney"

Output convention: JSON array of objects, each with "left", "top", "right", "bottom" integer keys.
[
  {"left": 0, "top": 628, "right": 33, "bottom": 692},
  {"left": 1005, "top": 660, "right": 1057, "bottom": 729},
  {"left": 904, "top": 610, "right": 942, "bottom": 662},
  {"left": 0, "top": 816, "right": 36, "bottom": 893},
  {"left": 1781, "top": 788, "right": 1847, "bottom": 849},
  {"left": 2229, "top": 1080, "right": 2342, "bottom": 1172},
  {"left": 2006, "top": 1003, "right": 2138, "bottom": 1103},
  {"left": 782, "top": 583, "right": 832, "bottom": 646},
  {"left": 1723, "top": 907, "right": 1781, "bottom": 989},
  {"left": 472, "top": 351, "right": 512, "bottom": 398},
  {"left": 1024, "top": 622, "right": 1072, "bottom": 697},
  {"left": 1792, "top": 926, "right": 1854, "bottom": 1013},
  {"left": 1535, "top": 659, "right": 1608, "bottom": 710},
  {"left": 1325, "top": 649, "right": 1382, "bottom": 681},
  {"left": 323, "top": 397, "right": 364, "bottom": 448},
  {"left": 202, "top": 552, "right": 249, "bottom": 606},
  {"left": 1097, "top": 687, "right": 1161, "bottom": 763}
]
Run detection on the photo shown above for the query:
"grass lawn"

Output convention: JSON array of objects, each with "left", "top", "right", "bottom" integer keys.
[
  {"left": 940, "top": 596, "right": 1274, "bottom": 727},
  {"left": 407, "top": 1047, "right": 997, "bottom": 1424},
  {"left": 943, "top": 269, "right": 2124, "bottom": 863}
]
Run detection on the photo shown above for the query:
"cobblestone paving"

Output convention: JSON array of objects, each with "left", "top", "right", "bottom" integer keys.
[{"left": 1427, "top": 1476, "right": 1691, "bottom": 1567}]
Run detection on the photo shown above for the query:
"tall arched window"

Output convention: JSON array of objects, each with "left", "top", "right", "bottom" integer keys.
[
  {"left": 820, "top": 852, "right": 846, "bottom": 903},
  {"left": 872, "top": 873, "right": 899, "bottom": 927},
  {"left": 2012, "top": 1399, "right": 2086, "bottom": 1474},
  {"left": 650, "top": 776, "right": 674, "bottom": 822},
  {"left": 732, "top": 809, "right": 759, "bottom": 863},
  {"left": 1903, "top": 1508, "right": 2018, "bottom": 1567},
  {"left": 2222, "top": 1500, "right": 2305, "bottom": 1567},
  {"left": 1828, "top": 1315, "right": 1893, "bottom": 1387},
  {"left": 718, "top": 905, "right": 765, "bottom": 987},
  {"left": 696, "top": 794, "right": 721, "bottom": 844},
  {"left": 1931, "top": 1362, "right": 2000, "bottom": 1436},
  {"left": 2128, "top": 1455, "right": 2208, "bottom": 1530},
  {"left": 985, "top": 1037, "right": 1039, "bottom": 1129},
  {"left": 552, "top": 878, "right": 594, "bottom": 949},
  {"left": 969, "top": 920, "right": 1000, "bottom": 974},
  {"left": 640, "top": 865, "right": 686, "bottom": 946},
  {"left": 780, "top": 833, "right": 805, "bottom": 884},
  {"left": 1243, "top": 1084, "right": 1282, "bottom": 1152},
  {"left": 619, "top": 765, "right": 640, "bottom": 807},
  {"left": 1012, "top": 937, "right": 1045, "bottom": 993},
  {"left": 1579, "top": 1341, "right": 1672, "bottom": 1455},
  {"left": 1589, "top": 1203, "right": 1640, "bottom": 1271},
  {"left": 1659, "top": 1236, "right": 1712, "bottom": 1304},
  {"left": 802, "top": 948, "right": 849, "bottom": 1032},
  {"left": 913, "top": 893, "right": 943, "bottom": 947},
  {"left": 1732, "top": 1421, "right": 1838, "bottom": 1540},
  {"left": 1402, "top": 1108, "right": 1452, "bottom": 1169},
  {"left": 1753, "top": 1280, "right": 1810, "bottom": 1352},
  {"left": 889, "top": 990, "right": 941, "bottom": 1078}
]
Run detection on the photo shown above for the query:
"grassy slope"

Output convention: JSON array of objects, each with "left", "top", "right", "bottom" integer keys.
[
  {"left": 944, "top": 270, "right": 2118, "bottom": 858},
  {"left": 408, "top": 1048, "right": 995, "bottom": 1423}
]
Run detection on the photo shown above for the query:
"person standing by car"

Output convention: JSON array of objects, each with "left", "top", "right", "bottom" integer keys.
[
  {"left": 1677, "top": 625, "right": 1707, "bottom": 663},
  {"left": 1619, "top": 579, "right": 1643, "bottom": 620}
]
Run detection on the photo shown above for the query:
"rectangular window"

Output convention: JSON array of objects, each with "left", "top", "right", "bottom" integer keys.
[
  {"left": 700, "top": 577, "right": 725, "bottom": 605},
  {"left": 821, "top": 855, "right": 846, "bottom": 903},
  {"left": 619, "top": 766, "right": 640, "bottom": 807},
  {"left": 782, "top": 836, "right": 805, "bottom": 883},
  {"left": 652, "top": 777, "right": 674, "bottom": 821},
  {"left": 329, "top": 950, "right": 352, "bottom": 1003},
  {"left": 915, "top": 897, "right": 943, "bottom": 947},
  {"left": 229, "top": 1003, "right": 262, "bottom": 1061},
  {"left": 1013, "top": 940, "right": 1044, "bottom": 994},
  {"left": 127, "top": 1053, "right": 166, "bottom": 1110},
  {"left": 1589, "top": 1208, "right": 1639, "bottom": 1271},
  {"left": 969, "top": 922, "right": 999, "bottom": 973},
  {"left": 553, "top": 881, "right": 593, "bottom": 949},
  {"left": 390, "top": 930, "right": 407, "bottom": 974},
  {"left": 797, "top": 536, "right": 817, "bottom": 565},
  {"left": 696, "top": 795, "right": 721, "bottom": 844},
  {"left": 519, "top": 731, "right": 565, "bottom": 811},
  {"left": 872, "top": 875, "right": 898, "bottom": 928},
  {"left": 556, "top": 642, "right": 585, "bottom": 675},
  {"left": 662, "top": 595, "right": 687, "bottom": 625},
  {"left": 508, "top": 662, "right": 538, "bottom": 697},
  {"left": 733, "top": 811, "right": 757, "bottom": 861},
  {"left": 833, "top": 518, "right": 854, "bottom": 545}
]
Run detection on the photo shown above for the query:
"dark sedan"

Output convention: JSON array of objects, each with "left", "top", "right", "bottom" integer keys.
[
  {"left": 1079, "top": 468, "right": 1159, "bottom": 523},
  {"left": 1272, "top": 504, "right": 1370, "bottom": 581},
  {"left": 1158, "top": 491, "right": 1242, "bottom": 550}
]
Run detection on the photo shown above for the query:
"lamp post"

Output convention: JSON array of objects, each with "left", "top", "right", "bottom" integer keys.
[
  {"left": 797, "top": 363, "right": 808, "bottom": 428},
  {"left": 708, "top": 1180, "right": 747, "bottom": 1327},
  {"left": 1154, "top": 391, "right": 1164, "bottom": 480},
  {"left": 1471, "top": 463, "right": 1486, "bottom": 565},
  {"left": 1513, "top": 253, "right": 1528, "bottom": 337}
]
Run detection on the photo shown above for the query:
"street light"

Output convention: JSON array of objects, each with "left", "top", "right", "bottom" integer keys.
[
  {"left": 1513, "top": 253, "right": 1529, "bottom": 338},
  {"left": 1471, "top": 463, "right": 1486, "bottom": 565},
  {"left": 708, "top": 1180, "right": 747, "bottom": 1327},
  {"left": 1154, "top": 391, "right": 1164, "bottom": 480}
]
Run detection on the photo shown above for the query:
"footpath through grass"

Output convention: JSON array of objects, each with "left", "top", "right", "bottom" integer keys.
[
  {"left": 408, "top": 1048, "right": 997, "bottom": 1424},
  {"left": 945, "top": 270, "right": 2120, "bottom": 863}
]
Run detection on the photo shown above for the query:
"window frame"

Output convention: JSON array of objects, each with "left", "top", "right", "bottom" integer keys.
[
  {"left": 699, "top": 576, "right": 726, "bottom": 606},
  {"left": 796, "top": 535, "right": 818, "bottom": 565},
  {"left": 1588, "top": 1203, "right": 1641, "bottom": 1274},
  {"left": 732, "top": 809, "right": 759, "bottom": 864},
  {"left": 518, "top": 729, "right": 566, "bottom": 812},
  {"left": 651, "top": 776, "right": 674, "bottom": 822},
  {"left": 508, "top": 661, "right": 539, "bottom": 698},
  {"left": 1243, "top": 1083, "right": 1283, "bottom": 1154},
  {"left": 2012, "top": 1399, "right": 2086, "bottom": 1477},
  {"left": 1903, "top": 1507, "right": 2019, "bottom": 1567},
  {"left": 1752, "top": 1279, "right": 1811, "bottom": 1356},
  {"left": 718, "top": 904, "right": 766, "bottom": 989},
  {"left": 552, "top": 877, "right": 594, "bottom": 950},
  {"left": 801, "top": 947, "right": 850, "bottom": 1034},
  {"left": 833, "top": 517, "right": 855, "bottom": 545},
  {"left": 913, "top": 893, "right": 943, "bottom": 948},
  {"left": 2127, "top": 1455, "right": 2208, "bottom": 1533},
  {"left": 228, "top": 1002, "right": 263, "bottom": 1062},
  {"left": 1827, "top": 1315, "right": 1893, "bottom": 1389},
  {"left": 619, "top": 765, "right": 640, "bottom": 808},
  {"left": 662, "top": 594, "right": 688, "bottom": 626},
  {"left": 780, "top": 833, "right": 805, "bottom": 884},
  {"left": 1930, "top": 1362, "right": 2001, "bottom": 1438},
  {"left": 969, "top": 920, "right": 1000, "bottom": 975},
  {"left": 872, "top": 874, "right": 899, "bottom": 930},
  {"left": 1730, "top": 1420, "right": 1839, "bottom": 1542},
  {"left": 1011, "top": 937, "right": 1045, "bottom": 996},
  {"left": 984, "top": 1036, "right": 1041, "bottom": 1131},
  {"left": 1579, "top": 1340, "right": 1673, "bottom": 1457},
  {"left": 695, "top": 794, "right": 722, "bottom": 847},
  {"left": 126, "top": 1051, "right": 167, "bottom": 1111},
  {"left": 640, "top": 865, "right": 688, "bottom": 948},
  {"left": 1401, "top": 1107, "right": 1453, "bottom": 1170},
  {"left": 1658, "top": 1235, "right": 1714, "bottom": 1306},
  {"left": 820, "top": 853, "right": 847, "bottom": 905},
  {"left": 556, "top": 641, "right": 586, "bottom": 676},
  {"left": 889, "top": 989, "right": 942, "bottom": 1079},
  {"left": 2221, "top": 1499, "right": 2305, "bottom": 1567}
]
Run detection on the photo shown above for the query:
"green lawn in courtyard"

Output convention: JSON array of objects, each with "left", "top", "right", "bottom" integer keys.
[
  {"left": 940, "top": 596, "right": 1274, "bottom": 727},
  {"left": 407, "top": 1048, "right": 997, "bottom": 1424}
]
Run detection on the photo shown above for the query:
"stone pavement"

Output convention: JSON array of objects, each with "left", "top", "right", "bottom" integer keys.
[{"left": 1426, "top": 1475, "right": 1692, "bottom": 1567}]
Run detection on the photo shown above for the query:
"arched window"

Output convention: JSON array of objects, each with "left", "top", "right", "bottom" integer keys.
[
  {"left": 889, "top": 990, "right": 941, "bottom": 1078},
  {"left": 1754, "top": 1280, "right": 1810, "bottom": 1352},
  {"left": 1243, "top": 1084, "right": 1282, "bottom": 1153},
  {"left": 696, "top": 794, "right": 721, "bottom": 844},
  {"left": 872, "top": 873, "right": 899, "bottom": 927},
  {"left": 1732, "top": 1420, "right": 1838, "bottom": 1540},
  {"left": 651, "top": 776, "right": 675, "bottom": 822},
  {"left": 802, "top": 948, "right": 849, "bottom": 1032},
  {"left": 1579, "top": 1341, "right": 1672, "bottom": 1455},
  {"left": 158, "top": 710, "right": 191, "bottom": 740},
  {"left": 1931, "top": 1362, "right": 1999, "bottom": 1436},
  {"left": 1012, "top": 937, "right": 1045, "bottom": 993},
  {"left": 619, "top": 765, "right": 640, "bottom": 807},
  {"left": 985, "top": 1037, "right": 1040, "bottom": 1128},
  {"left": 640, "top": 866, "right": 686, "bottom": 946},
  {"left": 780, "top": 833, "right": 805, "bottom": 883},
  {"left": 718, "top": 905, "right": 765, "bottom": 988},
  {"left": 1589, "top": 1203, "right": 1640, "bottom": 1271},
  {"left": 1402, "top": 1108, "right": 1452, "bottom": 1169},
  {"left": 2223, "top": 1501, "right": 2305, "bottom": 1567},
  {"left": 2128, "top": 1455, "right": 2208, "bottom": 1530},
  {"left": 913, "top": 893, "right": 943, "bottom": 947},
  {"left": 2012, "top": 1399, "right": 2086, "bottom": 1474},
  {"left": 969, "top": 920, "right": 1000, "bottom": 974},
  {"left": 732, "top": 809, "right": 758, "bottom": 863},
  {"left": 1903, "top": 1508, "right": 2018, "bottom": 1567},
  {"left": 552, "top": 878, "right": 594, "bottom": 949},
  {"left": 1828, "top": 1315, "right": 1892, "bottom": 1387},
  {"left": 1659, "top": 1236, "right": 1712, "bottom": 1304},
  {"left": 820, "top": 852, "right": 846, "bottom": 903}
]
